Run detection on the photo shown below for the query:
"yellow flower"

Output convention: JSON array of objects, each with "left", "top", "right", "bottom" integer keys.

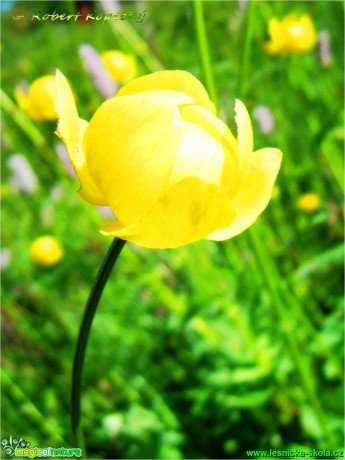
[
  {"left": 15, "top": 75, "right": 57, "bottom": 121},
  {"left": 265, "top": 14, "right": 317, "bottom": 55},
  {"left": 102, "top": 50, "right": 137, "bottom": 84},
  {"left": 30, "top": 236, "right": 64, "bottom": 266},
  {"left": 298, "top": 192, "right": 320, "bottom": 212},
  {"left": 54, "top": 70, "right": 282, "bottom": 249},
  {"left": 0, "top": 185, "right": 10, "bottom": 198}
]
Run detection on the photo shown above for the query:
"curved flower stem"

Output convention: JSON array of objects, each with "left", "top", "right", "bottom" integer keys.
[
  {"left": 71, "top": 238, "right": 126, "bottom": 454},
  {"left": 193, "top": 0, "right": 219, "bottom": 113},
  {"left": 1, "top": 89, "right": 60, "bottom": 177}
]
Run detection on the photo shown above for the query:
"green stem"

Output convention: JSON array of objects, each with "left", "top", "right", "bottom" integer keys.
[
  {"left": 1, "top": 89, "right": 63, "bottom": 177},
  {"left": 71, "top": 238, "right": 126, "bottom": 455},
  {"left": 193, "top": 0, "right": 218, "bottom": 113},
  {"left": 0, "top": 89, "right": 48, "bottom": 149},
  {"left": 99, "top": 0, "right": 163, "bottom": 73},
  {"left": 236, "top": 0, "right": 255, "bottom": 99}
]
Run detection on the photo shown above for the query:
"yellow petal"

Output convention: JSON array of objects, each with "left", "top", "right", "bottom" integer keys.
[
  {"left": 179, "top": 104, "right": 237, "bottom": 158},
  {"left": 223, "top": 99, "right": 255, "bottom": 199},
  {"left": 289, "top": 16, "right": 316, "bottom": 52},
  {"left": 268, "top": 18, "right": 281, "bottom": 39},
  {"left": 100, "top": 178, "right": 235, "bottom": 249},
  {"left": 117, "top": 70, "right": 216, "bottom": 114},
  {"left": 14, "top": 86, "right": 29, "bottom": 112},
  {"left": 206, "top": 148, "right": 282, "bottom": 240},
  {"left": 27, "top": 76, "right": 57, "bottom": 120},
  {"left": 265, "top": 40, "right": 282, "bottom": 56},
  {"left": 54, "top": 70, "right": 106, "bottom": 205},
  {"left": 174, "top": 104, "right": 238, "bottom": 193},
  {"left": 84, "top": 90, "right": 196, "bottom": 226},
  {"left": 102, "top": 50, "right": 137, "bottom": 84},
  {"left": 235, "top": 98, "right": 253, "bottom": 174}
]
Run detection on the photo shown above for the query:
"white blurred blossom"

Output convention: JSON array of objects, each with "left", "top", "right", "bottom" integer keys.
[
  {"left": 99, "top": 0, "right": 123, "bottom": 14},
  {"left": 97, "top": 206, "right": 115, "bottom": 220},
  {"left": 237, "top": 0, "right": 248, "bottom": 12},
  {"left": 55, "top": 142, "right": 76, "bottom": 177},
  {"left": 79, "top": 44, "right": 117, "bottom": 99},
  {"left": 7, "top": 153, "right": 38, "bottom": 194},
  {"left": 252, "top": 105, "right": 275, "bottom": 134},
  {"left": 102, "top": 413, "right": 124, "bottom": 436},
  {"left": 0, "top": 248, "right": 11, "bottom": 270},
  {"left": 50, "top": 185, "right": 64, "bottom": 201},
  {"left": 318, "top": 31, "right": 332, "bottom": 67}
]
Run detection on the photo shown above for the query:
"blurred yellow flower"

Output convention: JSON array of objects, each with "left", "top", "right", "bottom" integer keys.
[
  {"left": 30, "top": 236, "right": 64, "bottom": 266},
  {"left": 265, "top": 14, "right": 317, "bottom": 55},
  {"left": 54, "top": 70, "right": 282, "bottom": 249},
  {"left": 298, "top": 192, "right": 320, "bottom": 212},
  {"left": 15, "top": 75, "right": 57, "bottom": 121},
  {"left": 102, "top": 50, "right": 137, "bottom": 84},
  {"left": 0, "top": 185, "right": 10, "bottom": 197}
]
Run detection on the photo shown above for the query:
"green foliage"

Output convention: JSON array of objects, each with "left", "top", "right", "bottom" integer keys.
[{"left": 1, "top": 1, "right": 344, "bottom": 459}]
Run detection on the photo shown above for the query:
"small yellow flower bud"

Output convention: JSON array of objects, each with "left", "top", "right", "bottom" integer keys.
[
  {"left": 15, "top": 75, "right": 57, "bottom": 121},
  {"left": 265, "top": 14, "right": 317, "bottom": 55},
  {"left": 101, "top": 50, "right": 137, "bottom": 84},
  {"left": 30, "top": 236, "right": 64, "bottom": 266},
  {"left": 298, "top": 193, "right": 320, "bottom": 212}
]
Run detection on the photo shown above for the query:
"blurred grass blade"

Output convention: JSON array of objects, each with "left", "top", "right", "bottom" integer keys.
[
  {"left": 2, "top": 370, "right": 67, "bottom": 444},
  {"left": 98, "top": 0, "right": 163, "bottom": 73},
  {"left": 193, "top": 1, "right": 218, "bottom": 112},
  {"left": 1, "top": 89, "right": 62, "bottom": 173},
  {"left": 293, "top": 243, "right": 344, "bottom": 281},
  {"left": 1, "top": 89, "right": 50, "bottom": 150},
  {"left": 321, "top": 127, "right": 344, "bottom": 193}
]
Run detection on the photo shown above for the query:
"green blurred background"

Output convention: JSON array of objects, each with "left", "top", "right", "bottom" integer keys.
[{"left": 1, "top": 1, "right": 344, "bottom": 459}]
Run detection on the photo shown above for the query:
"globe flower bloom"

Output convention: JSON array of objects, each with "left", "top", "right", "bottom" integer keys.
[
  {"left": 265, "top": 14, "right": 317, "bottom": 55},
  {"left": 15, "top": 75, "right": 57, "bottom": 121},
  {"left": 102, "top": 50, "right": 137, "bottom": 84},
  {"left": 30, "top": 236, "right": 64, "bottom": 266},
  {"left": 298, "top": 192, "right": 320, "bottom": 212},
  {"left": 54, "top": 70, "right": 282, "bottom": 249}
]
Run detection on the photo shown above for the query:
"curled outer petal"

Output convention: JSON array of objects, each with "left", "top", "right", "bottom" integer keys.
[
  {"left": 84, "top": 90, "right": 195, "bottom": 226},
  {"left": 54, "top": 70, "right": 106, "bottom": 205},
  {"left": 206, "top": 148, "right": 282, "bottom": 241},
  {"left": 100, "top": 178, "right": 236, "bottom": 249},
  {"left": 230, "top": 98, "right": 254, "bottom": 198},
  {"left": 173, "top": 104, "right": 238, "bottom": 188},
  {"left": 117, "top": 70, "right": 216, "bottom": 114}
]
